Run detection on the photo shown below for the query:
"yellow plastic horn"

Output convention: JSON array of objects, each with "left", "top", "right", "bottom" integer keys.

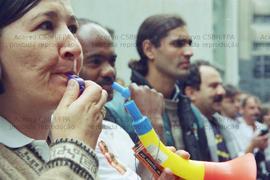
[
  {"left": 112, "top": 82, "right": 256, "bottom": 180},
  {"left": 139, "top": 127, "right": 256, "bottom": 180},
  {"left": 124, "top": 100, "right": 256, "bottom": 180}
]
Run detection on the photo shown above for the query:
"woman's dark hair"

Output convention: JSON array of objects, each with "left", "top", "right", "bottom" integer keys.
[
  {"left": 0, "top": 0, "right": 41, "bottom": 94},
  {"left": 129, "top": 14, "right": 186, "bottom": 76},
  {"left": 0, "top": 0, "right": 41, "bottom": 29}
]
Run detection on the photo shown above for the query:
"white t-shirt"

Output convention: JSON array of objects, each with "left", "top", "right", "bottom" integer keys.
[
  {"left": 237, "top": 117, "right": 266, "bottom": 153},
  {"left": 96, "top": 121, "right": 141, "bottom": 180}
]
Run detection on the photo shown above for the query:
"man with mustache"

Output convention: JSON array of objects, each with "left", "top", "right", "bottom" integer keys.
[
  {"left": 184, "top": 60, "right": 225, "bottom": 120},
  {"left": 183, "top": 60, "right": 235, "bottom": 162},
  {"left": 107, "top": 14, "right": 211, "bottom": 162}
]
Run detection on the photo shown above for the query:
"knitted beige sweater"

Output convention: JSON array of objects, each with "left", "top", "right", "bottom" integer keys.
[{"left": 0, "top": 139, "right": 98, "bottom": 180}]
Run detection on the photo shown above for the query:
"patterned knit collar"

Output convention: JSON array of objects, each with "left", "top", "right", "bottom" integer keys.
[{"left": 0, "top": 116, "right": 50, "bottom": 162}]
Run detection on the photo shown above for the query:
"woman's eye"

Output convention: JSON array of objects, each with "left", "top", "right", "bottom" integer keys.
[
  {"left": 38, "top": 21, "right": 54, "bottom": 31},
  {"left": 68, "top": 25, "right": 78, "bottom": 34}
]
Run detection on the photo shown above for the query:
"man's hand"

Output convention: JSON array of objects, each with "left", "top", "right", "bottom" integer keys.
[
  {"left": 129, "top": 83, "right": 165, "bottom": 141},
  {"left": 246, "top": 134, "right": 268, "bottom": 153},
  {"left": 157, "top": 149, "right": 190, "bottom": 180},
  {"left": 252, "top": 134, "right": 268, "bottom": 150}
]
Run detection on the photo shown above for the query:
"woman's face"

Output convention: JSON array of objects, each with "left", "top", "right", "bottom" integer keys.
[{"left": 0, "top": 0, "right": 82, "bottom": 108}]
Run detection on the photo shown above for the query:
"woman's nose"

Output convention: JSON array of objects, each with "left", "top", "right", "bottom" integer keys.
[{"left": 59, "top": 32, "right": 83, "bottom": 73}]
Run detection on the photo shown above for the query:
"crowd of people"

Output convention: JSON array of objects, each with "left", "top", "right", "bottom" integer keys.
[{"left": 0, "top": 0, "right": 269, "bottom": 179}]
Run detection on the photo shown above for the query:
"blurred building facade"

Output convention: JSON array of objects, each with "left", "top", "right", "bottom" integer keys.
[
  {"left": 212, "top": 0, "right": 239, "bottom": 85},
  {"left": 239, "top": 0, "right": 270, "bottom": 102},
  {"left": 71, "top": 0, "right": 214, "bottom": 84},
  {"left": 71, "top": 0, "right": 270, "bottom": 102}
]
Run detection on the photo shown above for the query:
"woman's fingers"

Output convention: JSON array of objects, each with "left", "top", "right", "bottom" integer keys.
[
  {"left": 95, "top": 90, "right": 108, "bottom": 110},
  {"left": 57, "top": 79, "right": 79, "bottom": 108},
  {"left": 74, "top": 80, "right": 103, "bottom": 108},
  {"left": 94, "top": 90, "right": 108, "bottom": 120}
]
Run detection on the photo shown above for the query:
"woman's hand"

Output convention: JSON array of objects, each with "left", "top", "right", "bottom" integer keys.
[
  {"left": 51, "top": 79, "right": 108, "bottom": 149},
  {"left": 129, "top": 83, "right": 165, "bottom": 141}
]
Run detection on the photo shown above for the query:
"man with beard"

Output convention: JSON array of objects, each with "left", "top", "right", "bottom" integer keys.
[
  {"left": 107, "top": 14, "right": 211, "bottom": 162},
  {"left": 183, "top": 60, "right": 234, "bottom": 162},
  {"left": 76, "top": 18, "right": 189, "bottom": 180}
]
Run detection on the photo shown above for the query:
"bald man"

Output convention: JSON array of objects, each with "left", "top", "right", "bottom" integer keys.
[
  {"left": 77, "top": 19, "right": 116, "bottom": 101},
  {"left": 76, "top": 19, "right": 139, "bottom": 180}
]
